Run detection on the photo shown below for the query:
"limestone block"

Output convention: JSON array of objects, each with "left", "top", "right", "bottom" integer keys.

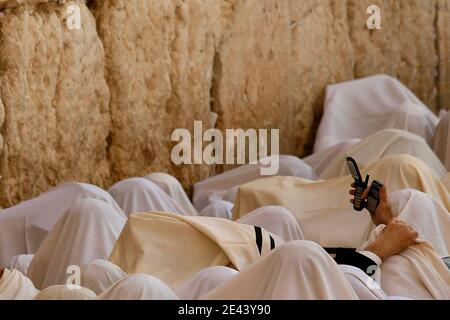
[
  {"left": 0, "top": 0, "right": 110, "bottom": 206},
  {"left": 347, "top": 0, "right": 439, "bottom": 112},
  {"left": 91, "top": 0, "right": 215, "bottom": 191},
  {"left": 288, "top": 0, "right": 355, "bottom": 155}
]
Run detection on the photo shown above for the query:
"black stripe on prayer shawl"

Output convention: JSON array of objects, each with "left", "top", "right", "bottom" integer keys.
[
  {"left": 269, "top": 235, "right": 275, "bottom": 250},
  {"left": 254, "top": 226, "right": 263, "bottom": 255}
]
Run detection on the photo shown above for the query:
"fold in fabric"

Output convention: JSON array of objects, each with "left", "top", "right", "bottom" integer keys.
[
  {"left": 314, "top": 75, "right": 438, "bottom": 153},
  {"left": 319, "top": 129, "right": 447, "bottom": 180},
  {"left": 28, "top": 199, "right": 126, "bottom": 289},
  {"left": 0, "top": 182, "right": 125, "bottom": 268},
  {"left": 174, "top": 266, "right": 239, "bottom": 300},
  {"left": 233, "top": 155, "right": 450, "bottom": 249},
  {"left": 0, "top": 269, "right": 39, "bottom": 300},
  {"left": 80, "top": 260, "right": 127, "bottom": 295},
  {"left": 145, "top": 173, "right": 198, "bottom": 216},
  {"left": 98, "top": 274, "right": 179, "bottom": 300},
  {"left": 236, "top": 206, "right": 305, "bottom": 242},
  {"left": 304, "top": 139, "right": 361, "bottom": 177},
  {"left": 33, "top": 285, "right": 97, "bottom": 300},
  {"left": 108, "top": 178, "right": 189, "bottom": 217},
  {"left": 359, "top": 227, "right": 450, "bottom": 300},
  {"left": 201, "top": 241, "right": 359, "bottom": 300},
  {"left": 109, "top": 211, "right": 283, "bottom": 288},
  {"left": 193, "top": 155, "right": 317, "bottom": 212}
]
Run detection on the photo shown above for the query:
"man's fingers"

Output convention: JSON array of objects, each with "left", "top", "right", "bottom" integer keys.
[
  {"left": 351, "top": 183, "right": 355, "bottom": 188},
  {"left": 350, "top": 199, "right": 354, "bottom": 204},
  {"left": 349, "top": 190, "right": 355, "bottom": 195},
  {"left": 362, "top": 187, "right": 369, "bottom": 199}
]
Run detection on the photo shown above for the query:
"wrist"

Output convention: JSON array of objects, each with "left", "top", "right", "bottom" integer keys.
[{"left": 365, "top": 241, "right": 387, "bottom": 262}]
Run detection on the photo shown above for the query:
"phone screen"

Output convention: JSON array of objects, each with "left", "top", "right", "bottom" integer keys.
[{"left": 347, "top": 158, "right": 362, "bottom": 181}]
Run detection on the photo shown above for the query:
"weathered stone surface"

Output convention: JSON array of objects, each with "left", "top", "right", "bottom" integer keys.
[
  {"left": 288, "top": 0, "right": 355, "bottom": 155},
  {"left": 0, "top": 0, "right": 448, "bottom": 207},
  {"left": 348, "top": 0, "right": 439, "bottom": 113},
  {"left": 91, "top": 0, "right": 215, "bottom": 192},
  {"left": 0, "top": 0, "right": 111, "bottom": 206}
]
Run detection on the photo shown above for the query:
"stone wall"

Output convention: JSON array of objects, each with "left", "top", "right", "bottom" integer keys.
[
  {"left": 0, "top": 0, "right": 111, "bottom": 206},
  {"left": 0, "top": 0, "right": 448, "bottom": 207}
]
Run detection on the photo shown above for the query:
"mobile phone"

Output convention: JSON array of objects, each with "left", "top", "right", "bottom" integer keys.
[
  {"left": 346, "top": 157, "right": 369, "bottom": 211},
  {"left": 366, "top": 180, "right": 384, "bottom": 214}
]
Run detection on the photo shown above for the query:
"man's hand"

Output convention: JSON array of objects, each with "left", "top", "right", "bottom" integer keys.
[
  {"left": 349, "top": 183, "right": 393, "bottom": 226},
  {"left": 365, "top": 218, "right": 419, "bottom": 262}
]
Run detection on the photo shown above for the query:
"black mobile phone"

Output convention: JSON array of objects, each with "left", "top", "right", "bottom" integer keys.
[
  {"left": 366, "top": 180, "right": 384, "bottom": 214},
  {"left": 346, "top": 157, "right": 369, "bottom": 211}
]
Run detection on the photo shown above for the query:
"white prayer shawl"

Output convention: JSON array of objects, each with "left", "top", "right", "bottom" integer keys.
[
  {"left": 145, "top": 172, "right": 198, "bottom": 216},
  {"left": 174, "top": 266, "right": 238, "bottom": 300},
  {"left": 109, "top": 211, "right": 283, "bottom": 289},
  {"left": 80, "top": 260, "right": 127, "bottom": 295},
  {"left": 98, "top": 274, "right": 178, "bottom": 300},
  {"left": 233, "top": 155, "right": 450, "bottom": 249},
  {"left": 28, "top": 199, "right": 126, "bottom": 289},
  {"left": 433, "top": 110, "right": 450, "bottom": 171},
  {"left": 236, "top": 206, "right": 305, "bottom": 242},
  {"left": 338, "top": 265, "right": 388, "bottom": 300},
  {"left": 33, "top": 285, "right": 97, "bottom": 300},
  {"left": 0, "top": 182, "right": 125, "bottom": 268},
  {"left": 0, "top": 269, "right": 39, "bottom": 300},
  {"left": 108, "top": 177, "right": 189, "bottom": 216},
  {"left": 9, "top": 254, "right": 34, "bottom": 276},
  {"left": 389, "top": 189, "right": 450, "bottom": 259},
  {"left": 360, "top": 228, "right": 450, "bottom": 300},
  {"left": 313, "top": 75, "right": 438, "bottom": 153},
  {"left": 319, "top": 129, "right": 447, "bottom": 180},
  {"left": 199, "top": 200, "right": 234, "bottom": 220},
  {"left": 202, "top": 241, "right": 359, "bottom": 300},
  {"left": 193, "top": 155, "right": 317, "bottom": 212},
  {"left": 304, "top": 138, "right": 361, "bottom": 177}
]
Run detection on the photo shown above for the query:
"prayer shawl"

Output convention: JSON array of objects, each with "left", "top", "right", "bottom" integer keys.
[
  {"left": 304, "top": 138, "right": 361, "bottom": 177},
  {"left": 314, "top": 75, "right": 438, "bottom": 153},
  {"left": 109, "top": 211, "right": 283, "bottom": 288},
  {"left": 33, "top": 285, "right": 97, "bottom": 300},
  {"left": 98, "top": 274, "right": 179, "bottom": 300},
  {"left": 360, "top": 228, "right": 450, "bottom": 300},
  {"left": 433, "top": 111, "right": 450, "bottom": 171},
  {"left": 0, "top": 269, "right": 38, "bottom": 300},
  {"left": 80, "top": 260, "right": 127, "bottom": 295},
  {"left": 319, "top": 129, "right": 447, "bottom": 180},
  {"left": 145, "top": 173, "right": 198, "bottom": 216},
  {"left": 192, "top": 155, "right": 317, "bottom": 212},
  {"left": 0, "top": 182, "right": 124, "bottom": 268},
  {"left": 28, "top": 199, "right": 126, "bottom": 289},
  {"left": 108, "top": 178, "right": 188, "bottom": 217},
  {"left": 174, "top": 266, "right": 238, "bottom": 300},
  {"left": 201, "top": 241, "right": 359, "bottom": 300},
  {"left": 233, "top": 155, "right": 450, "bottom": 249}
]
